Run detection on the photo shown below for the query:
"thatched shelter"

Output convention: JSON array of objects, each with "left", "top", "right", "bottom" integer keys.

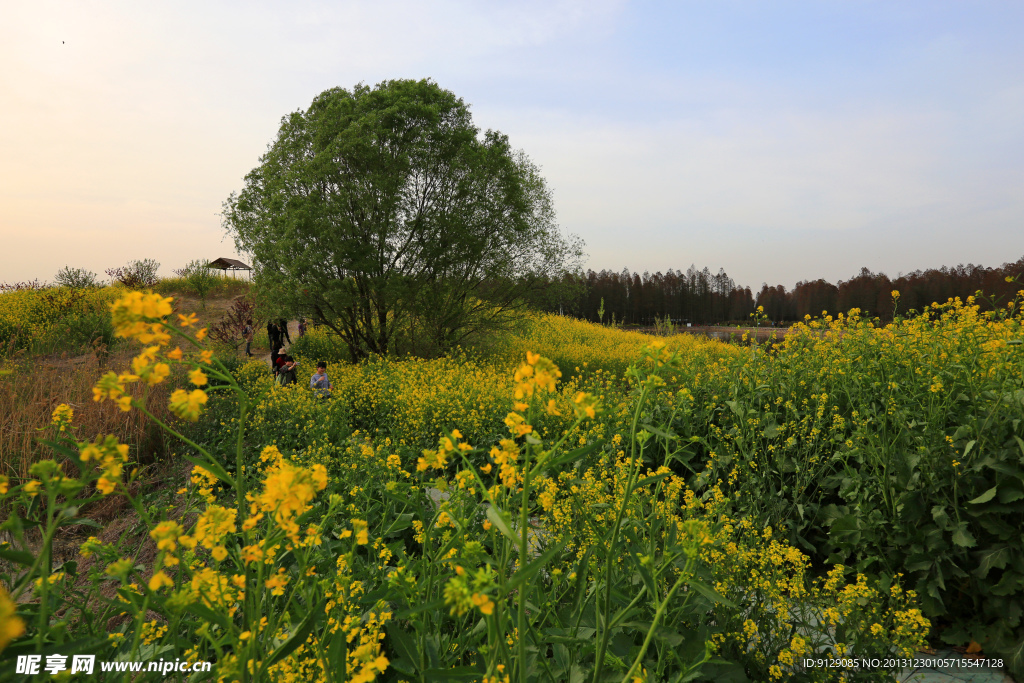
[{"left": 208, "top": 258, "right": 251, "bottom": 278}]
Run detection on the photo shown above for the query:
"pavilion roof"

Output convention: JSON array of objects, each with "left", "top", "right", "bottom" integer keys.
[{"left": 208, "top": 257, "right": 251, "bottom": 270}]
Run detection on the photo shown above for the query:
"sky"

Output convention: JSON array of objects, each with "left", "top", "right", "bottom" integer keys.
[{"left": 2, "top": 0, "right": 1022, "bottom": 290}]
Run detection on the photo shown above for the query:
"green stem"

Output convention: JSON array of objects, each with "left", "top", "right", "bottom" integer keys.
[
  {"left": 236, "top": 395, "right": 248, "bottom": 513},
  {"left": 517, "top": 439, "right": 532, "bottom": 683},
  {"left": 592, "top": 383, "right": 649, "bottom": 683},
  {"left": 620, "top": 559, "right": 694, "bottom": 683},
  {"left": 35, "top": 489, "right": 57, "bottom": 650},
  {"left": 134, "top": 404, "right": 214, "bottom": 460}
]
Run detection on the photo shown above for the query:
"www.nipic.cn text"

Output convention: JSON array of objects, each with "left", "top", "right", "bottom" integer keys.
[{"left": 15, "top": 654, "right": 212, "bottom": 676}]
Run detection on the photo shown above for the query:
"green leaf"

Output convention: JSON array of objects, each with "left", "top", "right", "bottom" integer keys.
[
  {"left": 0, "top": 547, "right": 35, "bottom": 566},
  {"left": 542, "top": 627, "right": 597, "bottom": 644},
  {"left": 485, "top": 506, "right": 518, "bottom": 543},
  {"left": 639, "top": 424, "right": 677, "bottom": 441},
  {"left": 634, "top": 472, "right": 673, "bottom": 489},
  {"left": 724, "top": 400, "right": 744, "bottom": 418},
  {"left": 618, "top": 621, "right": 683, "bottom": 646},
  {"left": 385, "top": 624, "right": 420, "bottom": 673},
  {"left": 423, "top": 666, "right": 481, "bottom": 681},
  {"left": 952, "top": 525, "right": 977, "bottom": 547},
  {"left": 177, "top": 451, "right": 233, "bottom": 488},
  {"left": 391, "top": 658, "right": 417, "bottom": 677},
  {"left": 974, "top": 545, "right": 1011, "bottom": 579},
  {"left": 963, "top": 439, "right": 977, "bottom": 458},
  {"left": 999, "top": 487, "right": 1024, "bottom": 503},
  {"left": 968, "top": 486, "right": 998, "bottom": 504},
  {"left": 382, "top": 513, "right": 414, "bottom": 537},
  {"left": 503, "top": 543, "right": 564, "bottom": 597},
  {"left": 687, "top": 577, "right": 737, "bottom": 608},
  {"left": 696, "top": 659, "right": 750, "bottom": 682},
  {"left": 325, "top": 630, "right": 350, "bottom": 683},
  {"left": 952, "top": 425, "right": 973, "bottom": 440},
  {"left": 905, "top": 553, "right": 934, "bottom": 573},
  {"left": 545, "top": 441, "right": 601, "bottom": 471},
  {"left": 1005, "top": 632, "right": 1024, "bottom": 675},
  {"left": 384, "top": 489, "right": 417, "bottom": 507},
  {"left": 0, "top": 636, "right": 110, "bottom": 660},
  {"left": 395, "top": 598, "right": 447, "bottom": 619},
  {"left": 184, "top": 602, "right": 232, "bottom": 631},
  {"left": 830, "top": 514, "right": 861, "bottom": 535},
  {"left": 261, "top": 598, "right": 326, "bottom": 672}
]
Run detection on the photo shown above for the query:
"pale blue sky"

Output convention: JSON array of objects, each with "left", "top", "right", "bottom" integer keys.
[{"left": 2, "top": 1, "right": 1022, "bottom": 289}]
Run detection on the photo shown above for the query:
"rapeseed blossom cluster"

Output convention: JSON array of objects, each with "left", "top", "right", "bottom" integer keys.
[
  {"left": 50, "top": 403, "right": 73, "bottom": 430},
  {"left": 92, "top": 290, "right": 211, "bottom": 422},
  {"left": 79, "top": 434, "right": 130, "bottom": 495},
  {"left": 254, "top": 445, "right": 328, "bottom": 543}
]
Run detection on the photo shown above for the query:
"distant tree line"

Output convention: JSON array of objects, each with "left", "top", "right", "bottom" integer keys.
[
  {"left": 535, "top": 265, "right": 756, "bottom": 325},
  {"left": 533, "top": 256, "right": 1024, "bottom": 326}
]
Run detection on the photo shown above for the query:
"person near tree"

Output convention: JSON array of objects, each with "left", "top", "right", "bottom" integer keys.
[
  {"left": 242, "top": 319, "right": 254, "bottom": 357},
  {"left": 267, "top": 321, "right": 280, "bottom": 349}
]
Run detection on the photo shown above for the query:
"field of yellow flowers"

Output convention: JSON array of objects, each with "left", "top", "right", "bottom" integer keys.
[
  {"left": 0, "top": 286, "right": 120, "bottom": 357},
  {"left": 1, "top": 287, "right": 1022, "bottom": 681}
]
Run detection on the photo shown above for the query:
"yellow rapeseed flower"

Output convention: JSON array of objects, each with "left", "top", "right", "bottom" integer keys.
[
  {"left": 0, "top": 586, "right": 25, "bottom": 652},
  {"left": 148, "top": 571, "right": 174, "bottom": 591},
  {"left": 352, "top": 519, "right": 369, "bottom": 545},
  {"left": 169, "top": 389, "right": 208, "bottom": 421},
  {"left": 50, "top": 403, "right": 74, "bottom": 430}
]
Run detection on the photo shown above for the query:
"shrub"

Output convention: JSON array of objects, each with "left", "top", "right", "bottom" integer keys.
[
  {"left": 286, "top": 326, "right": 350, "bottom": 364},
  {"left": 0, "top": 279, "right": 48, "bottom": 293},
  {"left": 53, "top": 266, "right": 99, "bottom": 289},
  {"left": 106, "top": 259, "right": 160, "bottom": 288},
  {"left": 208, "top": 297, "right": 260, "bottom": 355},
  {"left": 173, "top": 260, "right": 220, "bottom": 309}
]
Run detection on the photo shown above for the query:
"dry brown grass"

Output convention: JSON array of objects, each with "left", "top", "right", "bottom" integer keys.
[
  {"left": 0, "top": 287, "right": 248, "bottom": 481},
  {"left": 0, "top": 347, "right": 174, "bottom": 480}
]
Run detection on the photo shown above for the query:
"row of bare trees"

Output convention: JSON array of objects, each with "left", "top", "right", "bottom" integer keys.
[
  {"left": 757, "top": 257, "right": 1024, "bottom": 323},
  {"left": 535, "top": 265, "right": 756, "bottom": 325},
  {"left": 533, "top": 256, "right": 1024, "bottom": 325}
]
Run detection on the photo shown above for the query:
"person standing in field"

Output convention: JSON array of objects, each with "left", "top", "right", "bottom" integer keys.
[
  {"left": 267, "top": 321, "right": 280, "bottom": 349},
  {"left": 243, "top": 319, "right": 254, "bottom": 357},
  {"left": 279, "top": 318, "right": 292, "bottom": 345},
  {"left": 298, "top": 318, "right": 307, "bottom": 338},
  {"left": 311, "top": 360, "right": 332, "bottom": 398},
  {"left": 270, "top": 345, "right": 281, "bottom": 375}
]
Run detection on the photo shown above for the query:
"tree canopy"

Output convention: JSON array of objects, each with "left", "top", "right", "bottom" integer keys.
[{"left": 224, "top": 78, "right": 582, "bottom": 359}]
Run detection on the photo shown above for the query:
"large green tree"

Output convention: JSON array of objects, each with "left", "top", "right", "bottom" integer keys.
[{"left": 223, "top": 78, "right": 582, "bottom": 360}]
